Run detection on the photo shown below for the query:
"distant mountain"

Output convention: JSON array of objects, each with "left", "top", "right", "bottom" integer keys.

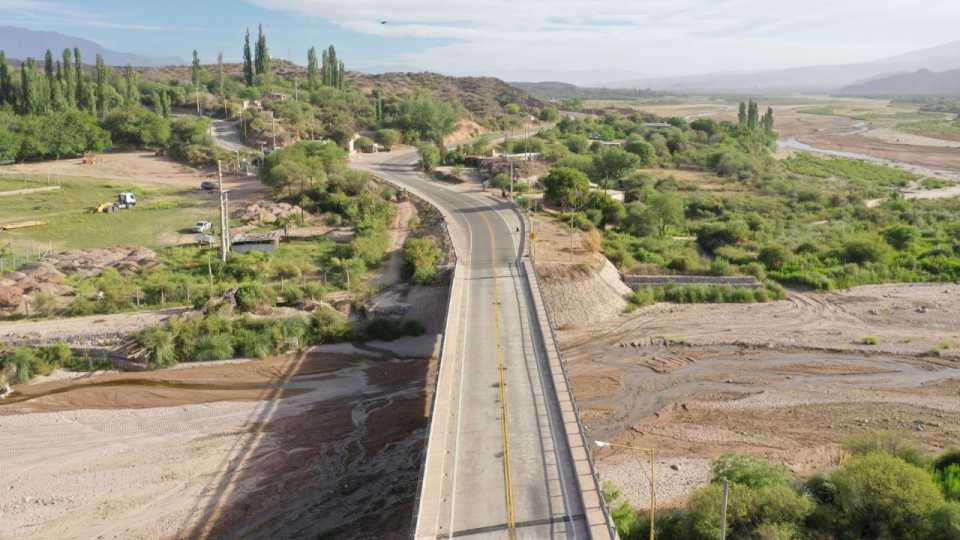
[
  {"left": 0, "top": 26, "right": 184, "bottom": 67},
  {"left": 604, "top": 40, "right": 960, "bottom": 94},
  {"left": 839, "top": 68, "right": 960, "bottom": 97}
]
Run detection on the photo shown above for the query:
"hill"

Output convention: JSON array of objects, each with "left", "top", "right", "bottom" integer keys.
[
  {"left": 140, "top": 60, "right": 540, "bottom": 124},
  {"left": 839, "top": 68, "right": 960, "bottom": 97},
  {"left": 0, "top": 26, "right": 184, "bottom": 67},
  {"left": 604, "top": 40, "right": 960, "bottom": 93}
]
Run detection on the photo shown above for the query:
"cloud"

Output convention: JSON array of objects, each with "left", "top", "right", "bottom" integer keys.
[
  {"left": 246, "top": 0, "right": 960, "bottom": 82},
  {"left": 0, "top": 0, "right": 194, "bottom": 32}
]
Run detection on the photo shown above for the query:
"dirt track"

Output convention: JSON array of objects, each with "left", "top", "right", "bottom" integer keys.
[
  {"left": 552, "top": 283, "right": 960, "bottom": 510},
  {"left": 0, "top": 350, "right": 435, "bottom": 540}
]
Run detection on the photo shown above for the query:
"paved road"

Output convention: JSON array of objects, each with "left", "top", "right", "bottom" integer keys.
[
  {"left": 209, "top": 119, "right": 250, "bottom": 153},
  {"left": 354, "top": 149, "right": 591, "bottom": 539}
]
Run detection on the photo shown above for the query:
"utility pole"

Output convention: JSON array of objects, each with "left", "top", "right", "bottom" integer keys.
[
  {"left": 196, "top": 84, "right": 201, "bottom": 115},
  {"left": 720, "top": 478, "right": 730, "bottom": 540},
  {"left": 217, "top": 160, "right": 230, "bottom": 262},
  {"left": 294, "top": 78, "right": 298, "bottom": 101},
  {"left": 272, "top": 113, "right": 277, "bottom": 151}
]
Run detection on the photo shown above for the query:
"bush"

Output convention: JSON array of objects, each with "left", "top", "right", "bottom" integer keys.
[
  {"left": 354, "top": 136, "right": 375, "bottom": 153},
  {"left": 139, "top": 326, "right": 177, "bottom": 368},
  {"left": 841, "top": 237, "right": 888, "bottom": 265},
  {"left": 403, "top": 237, "right": 443, "bottom": 285},
  {"left": 712, "top": 453, "right": 793, "bottom": 489},
  {"left": 235, "top": 282, "right": 275, "bottom": 313},
  {"left": 375, "top": 128, "right": 401, "bottom": 150},
  {"left": 193, "top": 334, "right": 235, "bottom": 362},
  {"left": 842, "top": 431, "right": 928, "bottom": 467},
  {"left": 827, "top": 452, "right": 944, "bottom": 539},
  {"left": 758, "top": 245, "right": 791, "bottom": 271},
  {"left": 697, "top": 222, "right": 749, "bottom": 254},
  {"left": 933, "top": 502, "right": 960, "bottom": 540}
]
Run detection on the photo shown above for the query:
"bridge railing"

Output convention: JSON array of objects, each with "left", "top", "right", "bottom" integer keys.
[{"left": 512, "top": 205, "right": 618, "bottom": 540}]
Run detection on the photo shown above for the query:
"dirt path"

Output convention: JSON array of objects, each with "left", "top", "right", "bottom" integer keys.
[
  {"left": 372, "top": 200, "right": 417, "bottom": 288},
  {"left": 0, "top": 350, "right": 436, "bottom": 539},
  {"left": 0, "top": 307, "right": 188, "bottom": 346}
]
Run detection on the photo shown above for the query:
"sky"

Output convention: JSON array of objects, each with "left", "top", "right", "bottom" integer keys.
[{"left": 2, "top": 0, "right": 959, "bottom": 84}]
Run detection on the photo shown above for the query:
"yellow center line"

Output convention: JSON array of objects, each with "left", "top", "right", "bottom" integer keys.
[{"left": 480, "top": 211, "right": 517, "bottom": 538}]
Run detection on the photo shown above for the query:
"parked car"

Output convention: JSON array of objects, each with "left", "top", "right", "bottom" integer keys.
[
  {"left": 200, "top": 181, "right": 218, "bottom": 191},
  {"left": 192, "top": 220, "right": 212, "bottom": 233}
]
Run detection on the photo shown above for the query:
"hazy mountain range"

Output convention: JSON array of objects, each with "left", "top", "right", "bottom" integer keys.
[
  {"left": 0, "top": 26, "right": 184, "bottom": 67},
  {"left": 599, "top": 40, "right": 960, "bottom": 94},
  {"left": 838, "top": 68, "right": 960, "bottom": 97}
]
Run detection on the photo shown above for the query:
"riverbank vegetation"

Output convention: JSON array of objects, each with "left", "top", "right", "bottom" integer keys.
[
  {"left": 605, "top": 435, "right": 960, "bottom": 540},
  {"left": 521, "top": 105, "right": 960, "bottom": 292}
]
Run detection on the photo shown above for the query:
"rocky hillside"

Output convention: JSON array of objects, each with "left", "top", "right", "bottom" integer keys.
[{"left": 139, "top": 60, "right": 541, "bottom": 124}]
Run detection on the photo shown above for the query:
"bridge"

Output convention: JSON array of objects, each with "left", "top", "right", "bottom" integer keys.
[{"left": 354, "top": 148, "right": 615, "bottom": 539}]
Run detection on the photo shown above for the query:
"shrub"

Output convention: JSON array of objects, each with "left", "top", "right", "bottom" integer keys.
[
  {"left": 354, "top": 136, "right": 375, "bottom": 153},
  {"left": 697, "top": 221, "right": 749, "bottom": 254},
  {"left": 884, "top": 224, "right": 919, "bottom": 250},
  {"left": 235, "top": 282, "right": 275, "bottom": 313},
  {"left": 828, "top": 452, "right": 944, "bottom": 539},
  {"left": 933, "top": 502, "right": 960, "bottom": 540},
  {"left": 862, "top": 336, "right": 879, "bottom": 345},
  {"left": 193, "top": 334, "right": 235, "bottom": 362},
  {"left": 712, "top": 453, "right": 793, "bottom": 489},
  {"left": 403, "top": 237, "right": 442, "bottom": 285},
  {"left": 139, "top": 326, "right": 177, "bottom": 368},
  {"left": 758, "top": 245, "right": 791, "bottom": 271},
  {"left": 842, "top": 432, "right": 928, "bottom": 467},
  {"left": 840, "top": 237, "right": 888, "bottom": 265},
  {"left": 375, "top": 128, "right": 401, "bottom": 150},
  {"left": 232, "top": 329, "right": 274, "bottom": 359}
]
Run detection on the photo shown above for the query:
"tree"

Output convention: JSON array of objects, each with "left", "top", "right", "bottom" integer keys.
[
  {"left": 539, "top": 106, "right": 559, "bottom": 122},
  {"left": 375, "top": 128, "right": 401, "bottom": 150},
  {"left": 61, "top": 48, "right": 74, "bottom": 107},
  {"left": 828, "top": 453, "right": 944, "bottom": 539},
  {"left": 417, "top": 142, "right": 441, "bottom": 171},
  {"left": 191, "top": 49, "right": 201, "bottom": 88},
  {"left": 94, "top": 54, "right": 107, "bottom": 119},
  {"left": 747, "top": 100, "right": 759, "bottom": 130},
  {"left": 394, "top": 93, "right": 458, "bottom": 144},
  {"left": 73, "top": 48, "right": 84, "bottom": 108},
  {"left": 624, "top": 137, "right": 657, "bottom": 167},
  {"left": 124, "top": 64, "right": 139, "bottom": 104},
  {"left": 542, "top": 167, "right": 590, "bottom": 207},
  {"left": 307, "top": 46, "right": 318, "bottom": 90},
  {"left": 216, "top": 52, "right": 225, "bottom": 97},
  {"left": 738, "top": 101, "right": 747, "bottom": 126},
  {"left": 645, "top": 190, "right": 684, "bottom": 237},
  {"left": 103, "top": 106, "right": 171, "bottom": 148},
  {"left": 592, "top": 147, "right": 640, "bottom": 189},
  {"left": 255, "top": 24, "right": 270, "bottom": 76},
  {"left": 0, "top": 51, "right": 12, "bottom": 107},
  {"left": 321, "top": 45, "right": 341, "bottom": 88},
  {"left": 242, "top": 28, "right": 254, "bottom": 86},
  {"left": 762, "top": 106, "right": 775, "bottom": 132},
  {"left": 44, "top": 49, "right": 55, "bottom": 108}
]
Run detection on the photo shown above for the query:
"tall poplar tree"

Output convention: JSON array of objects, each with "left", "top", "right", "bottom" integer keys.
[
  {"left": 95, "top": 54, "right": 107, "bottom": 119},
  {"left": 124, "top": 64, "right": 139, "bottom": 103},
  {"left": 307, "top": 46, "right": 318, "bottom": 90},
  {"left": 61, "top": 49, "right": 73, "bottom": 107},
  {"left": 255, "top": 24, "right": 270, "bottom": 76},
  {"left": 43, "top": 49, "right": 55, "bottom": 107},
  {"left": 242, "top": 28, "right": 254, "bottom": 86},
  {"left": 73, "top": 48, "right": 83, "bottom": 106},
  {"left": 217, "top": 52, "right": 225, "bottom": 96},
  {"left": 738, "top": 101, "right": 747, "bottom": 126},
  {"left": 191, "top": 50, "right": 201, "bottom": 87},
  {"left": 0, "top": 51, "right": 11, "bottom": 107}
]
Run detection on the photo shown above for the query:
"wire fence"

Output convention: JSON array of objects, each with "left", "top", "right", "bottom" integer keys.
[{"left": 0, "top": 240, "right": 55, "bottom": 274}]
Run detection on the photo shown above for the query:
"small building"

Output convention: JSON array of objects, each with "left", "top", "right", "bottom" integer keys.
[
  {"left": 267, "top": 92, "right": 288, "bottom": 101},
  {"left": 643, "top": 122, "right": 673, "bottom": 129},
  {"left": 231, "top": 231, "right": 281, "bottom": 254}
]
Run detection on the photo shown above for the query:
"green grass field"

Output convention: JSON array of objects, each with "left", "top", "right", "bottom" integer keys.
[
  {"left": 895, "top": 119, "right": 960, "bottom": 141},
  {"left": 0, "top": 175, "right": 215, "bottom": 250}
]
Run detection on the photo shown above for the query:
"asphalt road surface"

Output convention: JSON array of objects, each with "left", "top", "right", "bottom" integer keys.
[{"left": 354, "top": 149, "right": 589, "bottom": 539}]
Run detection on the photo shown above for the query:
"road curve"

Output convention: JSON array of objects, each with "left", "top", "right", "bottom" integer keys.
[{"left": 354, "top": 148, "right": 604, "bottom": 539}]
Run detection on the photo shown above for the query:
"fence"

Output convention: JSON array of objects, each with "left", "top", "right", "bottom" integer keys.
[
  {"left": 0, "top": 240, "right": 55, "bottom": 274},
  {"left": 622, "top": 274, "right": 762, "bottom": 289}
]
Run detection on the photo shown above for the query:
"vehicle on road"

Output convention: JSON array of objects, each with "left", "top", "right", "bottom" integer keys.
[
  {"left": 200, "top": 181, "right": 218, "bottom": 191},
  {"left": 192, "top": 220, "right": 212, "bottom": 233}
]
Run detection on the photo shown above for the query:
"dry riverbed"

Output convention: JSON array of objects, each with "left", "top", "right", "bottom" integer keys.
[
  {"left": 549, "top": 280, "right": 960, "bottom": 510},
  {"left": 0, "top": 349, "right": 437, "bottom": 540}
]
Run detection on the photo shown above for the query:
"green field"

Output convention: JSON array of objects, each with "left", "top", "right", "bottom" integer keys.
[
  {"left": 0, "top": 175, "right": 215, "bottom": 250},
  {"left": 896, "top": 118, "right": 960, "bottom": 141}
]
